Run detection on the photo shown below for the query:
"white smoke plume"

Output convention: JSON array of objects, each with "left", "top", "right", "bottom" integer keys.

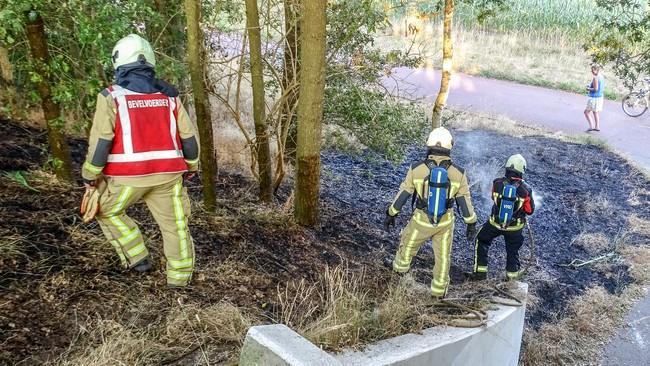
[{"left": 532, "top": 191, "right": 544, "bottom": 210}]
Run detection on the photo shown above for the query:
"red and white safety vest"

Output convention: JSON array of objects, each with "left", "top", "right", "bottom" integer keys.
[{"left": 103, "top": 85, "right": 188, "bottom": 177}]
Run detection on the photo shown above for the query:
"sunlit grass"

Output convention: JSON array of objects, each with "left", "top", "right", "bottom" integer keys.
[{"left": 375, "top": 25, "right": 627, "bottom": 100}]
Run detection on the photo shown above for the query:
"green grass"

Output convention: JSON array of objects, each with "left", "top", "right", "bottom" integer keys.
[{"left": 477, "top": 69, "right": 620, "bottom": 100}]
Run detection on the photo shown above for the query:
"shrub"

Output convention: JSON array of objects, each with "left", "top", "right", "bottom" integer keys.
[{"left": 324, "top": 84, "right": 426, "bottom": 162}]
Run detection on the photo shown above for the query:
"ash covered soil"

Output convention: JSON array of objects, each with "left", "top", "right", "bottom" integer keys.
[
  {"left": 320, "top": 129, "right": 650, "bottom": 326},
  {"left": 1, "top": 119, "right": 650, "bottom": 364}
]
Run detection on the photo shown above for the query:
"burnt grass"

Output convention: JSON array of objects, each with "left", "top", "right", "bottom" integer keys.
[
  {"left": 321, "top": 129, "right": 650, "bottom": 326},
  {"left": 1, "top": 118, "right": 650, "bottom": 364}
]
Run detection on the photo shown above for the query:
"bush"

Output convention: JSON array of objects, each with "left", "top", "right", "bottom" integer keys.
[{"left": 324, "top": 84, "right": 426, "bottom": 162}]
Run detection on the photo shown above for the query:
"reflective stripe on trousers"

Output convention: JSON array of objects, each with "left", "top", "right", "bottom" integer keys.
[
  {"left": 99, "top": 185, "right": 148, "bottom": 267},
  {"left": 167, "top": 181, "right": 193, "bottom": 285},
  {"left": 430, "top": 227, "right": 453, "bottom": 297},
  {"left": 96, "top": 177, "right": 195, "bottom": 285},
  {"left": 392, "top": 210, "right": 455, "bottom": 296}
]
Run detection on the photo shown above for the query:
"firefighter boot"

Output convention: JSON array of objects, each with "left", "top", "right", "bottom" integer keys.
[
  {"left": 133, "top": 257, "right": 152, "bottom": 273},
  {"left": 469, "top": 271, "right": 487, "bottom": 281}
]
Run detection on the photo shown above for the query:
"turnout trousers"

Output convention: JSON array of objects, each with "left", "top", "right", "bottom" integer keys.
[
  {"left": 392, "top": 210, "right": 455, "bottom": 297},
  {"left": 474, "top": 222, "right": 524, "bottom": 280},
  {"left": 96, "top": 176, "right": 195, "bottom": 286}
]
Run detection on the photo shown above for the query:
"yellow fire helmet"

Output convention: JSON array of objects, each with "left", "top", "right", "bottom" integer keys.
[
  {"left": 426, "top": 127, "right": 454, "bottom": 150},
  {"left": 111, "top": 34, "right": 156, "bottom": 69},
  {"left": 505, "top": 154, "right": 527, "bottom": 175}
]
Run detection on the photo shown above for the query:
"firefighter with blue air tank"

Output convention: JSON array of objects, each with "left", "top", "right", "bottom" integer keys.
[
  {"left": 384, "top": 127, "right": 478, "bottom": 298},
  {"left": 471, "top": 154, "right": 535, "bottom": 281}
]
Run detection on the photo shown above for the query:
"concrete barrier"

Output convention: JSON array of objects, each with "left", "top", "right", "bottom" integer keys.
[
  {"left": 239, "top": 324, "right": 342, "bottom": 366},
  {"left": 239, "top": 283, "right": 527, "bottom": 366}
]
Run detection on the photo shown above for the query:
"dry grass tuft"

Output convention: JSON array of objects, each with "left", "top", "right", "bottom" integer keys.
[
  {"left": 372, "top": 274, "right": 433, "bottom": 336},
  {"left": 522, "top": 286, "right": 640, "bottom": 366},
  {"left": 579, "top": 193, "right": 613, "bottom": 216},
  {"left": 0, "top": 232, "right": 28, "bottom": 264},
  {"left": 571, "top": 232, "right": 612, "bottom": 255},
  {"left": 444, "top": 109, "right": 544, "bottom": 138},
  {"left": 628, "top": 215, "right": 650, "bottom": 238},
  {"left": 162, "top": 301, "right": 252, "bottom": 346},
  {"left": 303, "top": 266, "right": 370, "bottom": 349},
  {"left": 276, "top": 278, "right": 320, "bottom": 332},
  {"left": 57, "top": 320, "right": 163, "bottom": 366},
  {"left": 56, "top": 300, "right": 251, "bottom": 366},
  {"left": 276, "top": 267, "right": 434, "bottom": 351},
  {"left": 275, "top": 266, "right": 520, "bottom": 351},
  {"left": 619, "top": 245, "right": 650, "bottom": 285},
  {"left": 627, "top": 188, "right": 650, "bottom": 207}
]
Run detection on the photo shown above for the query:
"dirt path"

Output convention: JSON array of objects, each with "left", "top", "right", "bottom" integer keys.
[
  {"left": 385, "top": 67, "right": 650, "bottom": 171},
  {"left": 385, "top": 68, "right": 650, "bottom": 365}
]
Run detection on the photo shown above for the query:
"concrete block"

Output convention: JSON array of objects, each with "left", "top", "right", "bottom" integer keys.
[
  {"left": 239, "top": 324, "right": 342, "bottom": 366},
  {"left": 336, "top": 282, "right": 528, "bottom": 366},
  {"left": 239, "top": 283, "right": 527, "bottom": 366}
]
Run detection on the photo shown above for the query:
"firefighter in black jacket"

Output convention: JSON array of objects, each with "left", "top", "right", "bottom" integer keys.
[{"left": 472, "top": 154, "right": 535, "bottom": 281}]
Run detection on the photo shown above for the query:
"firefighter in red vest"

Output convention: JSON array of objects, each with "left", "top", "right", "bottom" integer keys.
[{"left": 81, "top": 34, "right": 200, "bottom": 287}]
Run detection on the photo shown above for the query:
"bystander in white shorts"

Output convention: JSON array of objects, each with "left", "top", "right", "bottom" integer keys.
[{"left": 586, "top": 97, "right": 604, "bottom": 112}]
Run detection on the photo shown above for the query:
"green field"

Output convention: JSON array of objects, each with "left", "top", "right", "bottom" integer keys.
[{"left": 455, "top": 0, "right": 602, "bottom": 39}]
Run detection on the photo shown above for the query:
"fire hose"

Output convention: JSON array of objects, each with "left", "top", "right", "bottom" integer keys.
[{"left": 521, "top": 220, "right": 537, "bottom": 274}]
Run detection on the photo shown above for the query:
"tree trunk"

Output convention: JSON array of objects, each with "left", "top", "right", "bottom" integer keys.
[
  {"left": 281, "top": 0, "right": 301, "bottom": 158},
  {"left": 294, "top": 0, "right": 326, "bottom": 226},
  {"left": 184, "top": 0, "right": 218, "bottom": 211},
  {"left": 0, "top": 47, "right": 18, "bottom": 119},
  {"left": 431, "top": 0, "right": 454, "bottom": 128},
  {"left": 24, "top": 11, "right": 73, "bottom": 183},
  {"left": 245, "top": 0, "right": 274, "bottom": 202}
]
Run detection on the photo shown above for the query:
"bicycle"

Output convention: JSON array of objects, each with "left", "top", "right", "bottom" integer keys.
[{"left": 622, "top": 77, "right": 650, "bottom": 117}]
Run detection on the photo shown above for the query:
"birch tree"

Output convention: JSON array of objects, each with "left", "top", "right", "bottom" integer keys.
[{"left": 431, "top": 0, "right": 453, "bottom": 128}]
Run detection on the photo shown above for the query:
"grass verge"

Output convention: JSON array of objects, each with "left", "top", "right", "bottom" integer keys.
[{"left": 375, "top": 26, "right": 626, "bottom": 100}]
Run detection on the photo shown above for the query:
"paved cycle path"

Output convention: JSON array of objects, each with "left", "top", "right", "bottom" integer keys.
[
  {"left": 385, "top": 67, "right": 650, "bottom": 170},
  {"left": 384, "top": 67, "right": 650, "bottom": 365}
]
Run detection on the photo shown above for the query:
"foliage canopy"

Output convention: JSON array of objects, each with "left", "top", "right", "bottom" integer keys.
[{"left": 590, "top": 0, "right": 650, "bottom": 88}]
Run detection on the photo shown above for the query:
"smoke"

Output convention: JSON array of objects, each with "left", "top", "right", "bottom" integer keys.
[
  {"left": 466, "top": 159, "right": 502, "bottom": 205},
  {"left": 532, "top": 190, "right": 544, "bottom": 210},
  {"left": 456, "top": 132, "right": 503, "bottom": 209},
  {"left": 455, "top": 131, "right": 543, "bottom": 213}
]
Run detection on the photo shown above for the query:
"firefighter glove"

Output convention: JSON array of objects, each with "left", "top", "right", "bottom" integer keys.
[{"left": 80, "top": 179, "right": 106, "bottom": 223}]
